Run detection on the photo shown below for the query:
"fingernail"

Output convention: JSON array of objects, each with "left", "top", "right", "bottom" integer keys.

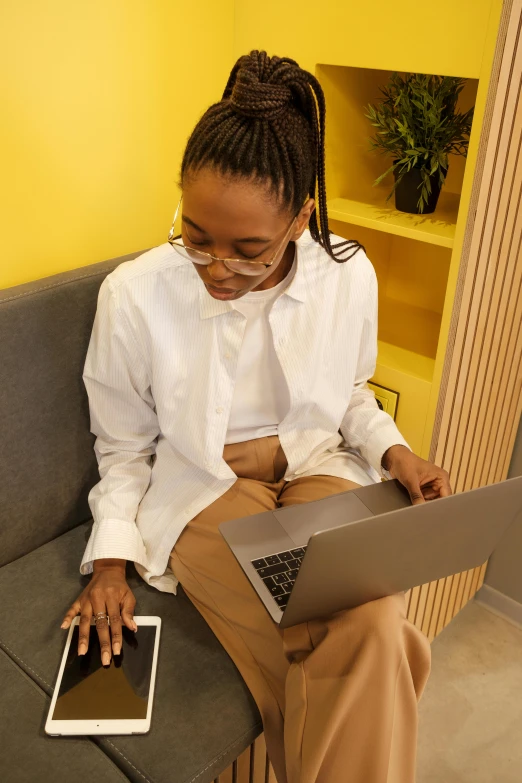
[
  {"left": 102, "top": 652, "right": 110, "bottom": 665},
  {"left": 133, "top": 623, "right": 138, "bottom": 632},
  {"left": 60, "top": 622, "right": 67, "bottom": 629},
  {"left": 113, "top": 643, "right": 121, "bottom": 655},
  {"left": 78, "top": 645, "right": 86, "bottom": 655}
]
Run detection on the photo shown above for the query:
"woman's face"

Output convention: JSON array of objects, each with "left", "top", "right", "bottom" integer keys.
[{"left": 181, "top": 168, "right": 315, "bottom": 301}]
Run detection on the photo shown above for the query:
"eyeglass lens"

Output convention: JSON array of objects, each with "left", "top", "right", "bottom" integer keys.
[{"left": 173, "top": 244, "right": 269, "bottom": 276}]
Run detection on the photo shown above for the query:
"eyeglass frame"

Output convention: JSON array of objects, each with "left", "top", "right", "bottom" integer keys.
[{"left": 167, "top": 195, "right": 300, "bottom": 276}]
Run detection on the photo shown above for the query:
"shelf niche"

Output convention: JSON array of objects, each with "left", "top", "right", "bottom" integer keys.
[
  {"left": 317, "top": 62, "right": 479, "bottom": 226},
  {"left": 317, "top": 63, "right": 479, "bottom": 454},
  {"left": 328, "top": 221, "right": 451, "bottom": 364}
]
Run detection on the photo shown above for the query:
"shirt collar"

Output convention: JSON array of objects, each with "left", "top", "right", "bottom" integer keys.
[{"left": 198, "top": 235, "right": 308, "bottom": 320}]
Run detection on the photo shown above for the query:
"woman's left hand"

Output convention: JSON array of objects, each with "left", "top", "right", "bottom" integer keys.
[{"left": 382, "top": 445, "right": 453, "bottom": 504}]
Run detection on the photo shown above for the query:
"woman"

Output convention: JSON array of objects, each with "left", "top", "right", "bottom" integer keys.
[{"left": 61, "top": 50, "right": 452, "bottom": 783}]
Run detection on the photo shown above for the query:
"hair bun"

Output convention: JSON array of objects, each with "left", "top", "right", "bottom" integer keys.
[{"left": 229, "top": 65, "right": 293, "bottom": 120}]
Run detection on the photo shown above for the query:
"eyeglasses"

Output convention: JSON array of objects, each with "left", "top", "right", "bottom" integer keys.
[{"left": 167, "top": 195, "right": 298, "bottom": 277}]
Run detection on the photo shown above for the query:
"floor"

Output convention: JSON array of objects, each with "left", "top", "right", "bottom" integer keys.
[{"left": 417, "top": 599, "right": 522, "bottom": 783}]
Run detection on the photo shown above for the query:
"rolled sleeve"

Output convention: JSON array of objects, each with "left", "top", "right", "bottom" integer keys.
[{"left": 340, "top": 265, "right": 412, "bottom": 479}]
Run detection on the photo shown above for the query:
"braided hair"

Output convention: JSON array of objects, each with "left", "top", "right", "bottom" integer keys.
[{"left": 179, "top": 50, "right": 365, "bottom": 263}]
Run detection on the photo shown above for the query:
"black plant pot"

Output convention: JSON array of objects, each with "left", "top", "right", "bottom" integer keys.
[{"left": 393, "top": 164, "right": 448, "bottom": 214}]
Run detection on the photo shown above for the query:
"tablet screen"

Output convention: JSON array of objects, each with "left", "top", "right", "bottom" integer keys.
[{"left": 51, "top": 624, "right": 157, "bottom": 720}]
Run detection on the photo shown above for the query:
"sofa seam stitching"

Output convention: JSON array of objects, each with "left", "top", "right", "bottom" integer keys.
[
  {"left": 102, "top": 740, "right": 155, "bottom": 783},
  {"left": 0, "top": 641, "right": 53, "bottom": 689}
]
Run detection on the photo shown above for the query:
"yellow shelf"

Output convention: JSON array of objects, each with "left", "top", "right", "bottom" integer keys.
[
  {"left": 377, "top": 339, "right": 435, "bottom": 384},
  {"left": 378, "top": 296, "right": 442, "bottom": 361},
  {"left": 328, "top": 188, "right": 460, "bottom": 248}
]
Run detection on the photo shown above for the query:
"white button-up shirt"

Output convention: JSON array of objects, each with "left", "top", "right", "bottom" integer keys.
[{"left": 80, "top": 230, "right": 412, "bottom": 595}]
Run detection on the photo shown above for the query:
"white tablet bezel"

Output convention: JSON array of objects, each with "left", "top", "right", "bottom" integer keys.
[{"left": 45, "top": 615, "right": 161, "bottom": 736}]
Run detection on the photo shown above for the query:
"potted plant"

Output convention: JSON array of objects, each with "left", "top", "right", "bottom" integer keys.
[{"left": 364, "top": 73, "right": 474, "bottom": 214}]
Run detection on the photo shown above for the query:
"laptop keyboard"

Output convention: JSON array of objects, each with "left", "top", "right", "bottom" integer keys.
[{"left": 251, "top": 546, "right": 308, "bottom": 611}]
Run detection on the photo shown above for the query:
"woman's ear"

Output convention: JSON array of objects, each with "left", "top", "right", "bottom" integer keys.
[{"left": 293, "top": 198, "right": 316, "bottom": 239}]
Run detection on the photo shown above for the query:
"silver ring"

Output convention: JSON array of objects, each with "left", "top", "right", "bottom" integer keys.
[{"left": 94, "top": 612, "right": 108, "bottom": 622}]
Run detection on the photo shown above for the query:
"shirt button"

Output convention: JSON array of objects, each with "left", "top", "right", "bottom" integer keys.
[
  {"left": 216, "top": 406, "right": 224, "bottom": 414},
  {"left": 225, "top": 352, "right": 231, "bottom": 359}
]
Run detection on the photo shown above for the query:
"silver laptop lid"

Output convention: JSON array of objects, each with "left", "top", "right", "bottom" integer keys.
[{"left": 279, "top": 474, "right": 522, "bottom": 628}]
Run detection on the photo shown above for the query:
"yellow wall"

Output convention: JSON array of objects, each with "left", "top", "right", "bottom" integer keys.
[
  {"left": 1, "top": 0, "right": 234, "bottom": 289},
  {"left": 2, "top": 0, "right": 501, "bottom": 290},
  {"left": 233, "top": 0, "right": 495, "bottom": 78}
]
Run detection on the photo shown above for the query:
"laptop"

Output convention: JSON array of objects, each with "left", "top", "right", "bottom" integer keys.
[{"left": 219, "top": 475, "right": 522, "bottom": 629}]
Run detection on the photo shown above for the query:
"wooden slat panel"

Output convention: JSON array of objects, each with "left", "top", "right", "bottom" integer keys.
[
  {"left": 477, "top": 559, "right": 490, "bottom": 591},
  {"left": 424, "top": 0, "right": 522, "bottom": 636},
  {"left": 433, "top": 576, "right": 452, "bottom": 636},
  {"left": 413, "top": 582, "right": 430, "bottom": 629},
  {"left": 218, "top": 735, "right": 279, "bottom": 783},
  {"left": 406, "top": 584, "right": 421, "bottom": 624},
  {"left": 443, "top": 576, "right": 458, "bottom": 633},
  {"left": 420, "top": 581, "right": 438, "bottom": 637},
  {"left": 427, "top": 578, "right": 445, "bottom": 641},
  {"left": 469, "top": 566, "right": 482, "bottom": 600}
]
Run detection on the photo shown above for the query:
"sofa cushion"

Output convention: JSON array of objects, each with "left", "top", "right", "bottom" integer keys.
[
  {"left": 0, "top": 646, "right": 131, "bottom": 782},
  {"left": 0, "top": 521, "right": 262, "bottom": 783},
  {"left": 0, "top": 251, "right": 149, "bottom": 567}
]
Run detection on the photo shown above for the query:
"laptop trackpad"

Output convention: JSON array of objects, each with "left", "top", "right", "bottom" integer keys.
[{"left": 273, "top": 492, "right": 374, "bottom": 547}]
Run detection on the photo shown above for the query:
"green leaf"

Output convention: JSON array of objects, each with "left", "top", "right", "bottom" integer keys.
[
  {"left": 373, "top": 162, "right": 398, "bottom": 186},
  {"left": 364, "top": 71, "right": 474, "bottom": 184}
]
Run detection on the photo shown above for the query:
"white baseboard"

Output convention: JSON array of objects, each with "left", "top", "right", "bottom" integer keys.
[{"left": 474, "top": 584, "right": 522, "bottom": 630}]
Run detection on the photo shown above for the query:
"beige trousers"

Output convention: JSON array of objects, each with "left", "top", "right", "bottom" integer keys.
[{"left": 169, "top": 436, "right": 431, "bottom": 783}]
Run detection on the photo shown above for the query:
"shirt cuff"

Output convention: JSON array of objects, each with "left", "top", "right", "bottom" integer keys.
[
  {"left": 80, "top": 518, "right": 148, "bottom": 576},
  {"left": 364, "top": 425, "right": 413, "bottom": 480}
]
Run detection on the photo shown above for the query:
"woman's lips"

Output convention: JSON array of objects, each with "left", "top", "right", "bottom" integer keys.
[
  {"left": 205, "top": 282, "right": 243, "bottom": 299},
  {"left": 206, "top": 283, "right": 236, "bottom": 293}
]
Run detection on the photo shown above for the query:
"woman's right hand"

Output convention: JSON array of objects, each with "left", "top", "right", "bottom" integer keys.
[{"left": 60, "top": 558, "right": 138, "bottom": 666}]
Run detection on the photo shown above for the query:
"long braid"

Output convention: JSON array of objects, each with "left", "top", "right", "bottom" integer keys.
[{"left": 180, "top": 50, "right": 365, "bottom": 263}]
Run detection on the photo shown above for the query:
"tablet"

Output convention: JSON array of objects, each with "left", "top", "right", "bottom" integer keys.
[{"left": 45, "top": 615, "right": 161, "bottom": 736}]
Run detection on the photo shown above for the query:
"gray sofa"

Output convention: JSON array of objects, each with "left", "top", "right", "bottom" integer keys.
[{"left": 0, "top": 251, "right": 262, "bottom": 783}]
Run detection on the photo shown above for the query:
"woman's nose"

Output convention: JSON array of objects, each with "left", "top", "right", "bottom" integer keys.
[{"left": 207, "top": 259, "right": 235, "bottom": 281}]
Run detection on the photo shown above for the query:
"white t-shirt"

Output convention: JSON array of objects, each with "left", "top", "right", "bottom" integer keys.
[{"left": 225, "top": 250, "right": 297, "bottom": 445}]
